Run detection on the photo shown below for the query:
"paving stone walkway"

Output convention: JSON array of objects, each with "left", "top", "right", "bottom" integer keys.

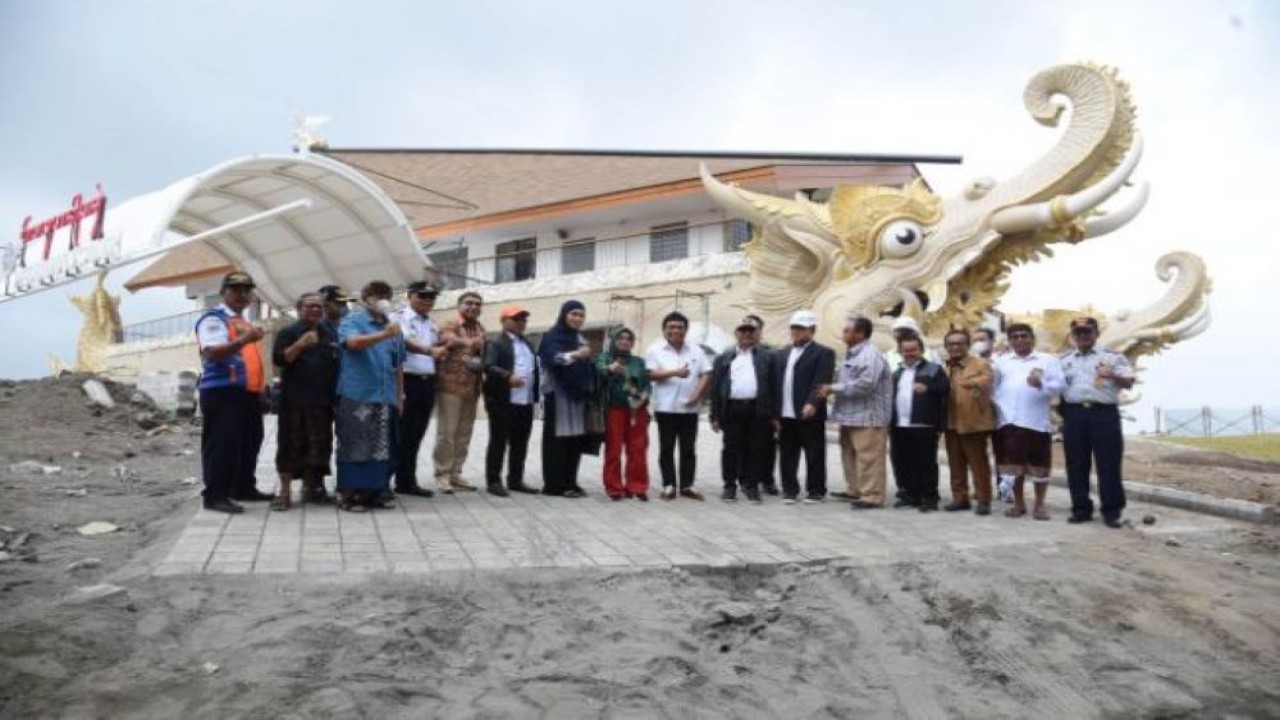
[{"left": 155, "top": 418, "right": 1243, "bottom": 576}]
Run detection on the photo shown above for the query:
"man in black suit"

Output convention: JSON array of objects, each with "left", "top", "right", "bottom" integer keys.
[
  {"left": 773, "top": 310, "right": 836, "bottom": 504},
  {"left": 482, "top": 305, "right": 541, "bottom": 497},
  {"left": 890, "top": 335, "right": 950, "bottom": 512},
  {"left": 710, "top": 314, "right": 777, "bottom": 504}
]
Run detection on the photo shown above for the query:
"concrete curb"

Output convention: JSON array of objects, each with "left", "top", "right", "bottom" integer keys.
[{"left": 1044, "top": 476, "right": 1276, "bottom": 525}]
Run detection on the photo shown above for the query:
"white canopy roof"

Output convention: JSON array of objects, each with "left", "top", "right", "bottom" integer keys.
[{"left": 3, "top": 153, "right": 427, "bottom": 308}]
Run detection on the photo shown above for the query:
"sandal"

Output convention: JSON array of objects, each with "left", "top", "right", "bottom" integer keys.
[
  {"left": 305, "top": 487, "right": 334, "bottom": 504},
  {"left": 1033, "top": 508, "right": 1051, "bottom": 521},
  {"left": 270, "top": 494, "right": 291, "bottom": 512},
  {"left": 1004, "top": 506, "right": 1027, "bottom": 518}
]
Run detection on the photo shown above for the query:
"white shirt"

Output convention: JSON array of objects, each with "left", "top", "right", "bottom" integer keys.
[
  {"left": 781, "top": 343, "right": 810, "bottom": 419},
  {"left": 729, "top": 346, "right": 759, "bottom": 400},
  {"left": 993, "top": 351, "right": 1066, "bottom": 433},
  {"left": 895, "top": 362, "right": 924, "bottom": 427},
  {"left": 509, "top": 333, "right": 535, "bottom": 406},
  {"left": 195, "top": 303, "right": 240, "bottom": 348},
  {"left": 398, "top": 307, "right": 438, "bottom": 376},
  {"left": 645, "top": 340, "right": 710, "bottom": 414}
]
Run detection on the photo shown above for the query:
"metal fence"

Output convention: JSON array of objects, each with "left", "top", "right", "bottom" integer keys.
[
  {"left": 122, "top": 309, "right": 206, "bottom": 342},
  {"left": 1153, "top": 406, "right": 1280, "bottom": 437}
]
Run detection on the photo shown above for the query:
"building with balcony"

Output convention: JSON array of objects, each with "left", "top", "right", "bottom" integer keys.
[{"left": 115, "top": 148, "right": 956, "bottom": 378}]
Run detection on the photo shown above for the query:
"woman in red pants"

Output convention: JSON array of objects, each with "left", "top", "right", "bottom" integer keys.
[{"left": 597, "top": 327, "right": 652, "bottom": 501}]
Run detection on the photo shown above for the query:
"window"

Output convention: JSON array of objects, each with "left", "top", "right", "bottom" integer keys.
[
  {"left": 724, "top": 219, "right": 753, "bottom": 252},
  {"left": 649, "top": 221, "right": 688, "bottom": 263},
  {"left": 495, "top": 237, "right": 537, "bottom": 284},
  {"left": 427, "top": 246, "right": 469, "bottom": 290},
  {"left": 561, "top": 239, "right": 595, "bottom": 275}
]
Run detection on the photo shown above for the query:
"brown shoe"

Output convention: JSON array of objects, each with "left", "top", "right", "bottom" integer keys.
[
  {"left": 679, "top": 488, "right": 705, "bottom": 501},
  {"left": 660, "top": 487, "right": 676, "bottom": 501},
  {"left": 974, "top": 502, "right": 991, "bottom": 516},
  {"left": 944, "top": 501, "right": 972, "bottom": 512}
]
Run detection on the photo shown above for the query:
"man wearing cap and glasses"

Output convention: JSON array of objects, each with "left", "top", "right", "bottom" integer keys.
[
  {"left": 773, "top": 310, "right": 836, "bottom": 504},
  {"left": 709, "top": 314, "right": 777, "bottom": 503},
  {"left": 482, "top": 305, "right": 542, "bottom": 497},
  {"left": 392, "top": 281, "right": 445, "bottom": 498},
  {"left": 1060, "top": 316, "right": 1134, "bottom": 528},
  {"left": 317, "top": 285, "right": 352, "bottom": 334},
  {"left": 194, "top": 271, "right": 269, "bottom": 513}
]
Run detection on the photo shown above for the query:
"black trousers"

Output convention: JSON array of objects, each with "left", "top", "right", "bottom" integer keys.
[
  {"left": 1061, "top": 403, "right": 1126, "bottom": 520},
  {"left": 720, "top": 400, "right": 773, "bottom": 493},
  {"left": 890, "top": 426, "right": 940, "bottom": 505},
  {"left": 655, "top": 412, "right": 699, "bottom": 489},
  {"left": 395, "top": 374, "right": 436, "bottom": 490},
  {"left": 200, "top": 387, "right": 264, "bottom": 503},
  {"left": 487, "top": 403, "right": 534, "bottom": 488},
  {"left": 541, "top": 393, "right": 587, "bottom": 495},
  {"left": 778, "top": 417, "right": 826, "bottom": 498}
]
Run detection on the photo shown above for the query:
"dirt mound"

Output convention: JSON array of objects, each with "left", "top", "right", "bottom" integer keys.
[{"left": 0, "top": 374, "right": 172, "bottom": 463}]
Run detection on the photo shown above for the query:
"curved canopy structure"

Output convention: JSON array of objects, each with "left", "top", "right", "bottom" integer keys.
[{"left": 3, "top": 153, "right": 426, "bottom": 308}]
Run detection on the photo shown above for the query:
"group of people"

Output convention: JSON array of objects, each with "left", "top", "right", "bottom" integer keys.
[{"left": 195, "top": 271, "right": 1133, "bottom": 528}]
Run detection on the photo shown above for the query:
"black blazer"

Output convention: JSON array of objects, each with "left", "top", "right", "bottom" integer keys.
[
  {"left": 772, "top": 342, "right": 836, "bottom": 422},
  {"left": 890, "top": 360, "right": 949, "bottom": 429},
  {"left": 483, "top": 333, "right": 540, "bottom": 409},
  {"left": 709, "top": 345, "right": 777, "bottom": 423}
]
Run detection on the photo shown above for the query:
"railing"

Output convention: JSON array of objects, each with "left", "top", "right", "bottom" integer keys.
[
  {"left": 1153, "top": 406, "right": 1280, "bottom": 436},
  {"left": 428, "top": 219, "right": 747, "bottom": 290},
  {"left": 122, "top": 309, "right": 206, "bottom": 342}
]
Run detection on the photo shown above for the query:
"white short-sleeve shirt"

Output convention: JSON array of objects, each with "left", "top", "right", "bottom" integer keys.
[{"left": 644, "top": 340, "right": 710, "bottom": 414}]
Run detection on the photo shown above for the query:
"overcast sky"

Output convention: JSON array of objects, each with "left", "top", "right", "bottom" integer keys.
[{"left": 1, "top": 0, "right": 1276, "bottom": 430}]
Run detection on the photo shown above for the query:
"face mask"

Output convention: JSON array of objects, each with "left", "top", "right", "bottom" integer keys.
[
  {"left": 374, "top": 299, "right": 393, "bottom": 315},
  {"left": 971, "top": 341, "right": 990, "bottom": 356}
]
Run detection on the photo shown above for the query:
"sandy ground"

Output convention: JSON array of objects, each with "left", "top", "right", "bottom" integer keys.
[{"left": 2, "top": 376, "right": 1279, "bottom": 718}]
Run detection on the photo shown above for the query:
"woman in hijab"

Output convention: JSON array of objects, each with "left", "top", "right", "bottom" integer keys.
[
  {"left": 538, "top": 300, "right": 595, "bottom": 498},
  {"left": 597, "top": 327, "right": 651, "bottom": 501}
]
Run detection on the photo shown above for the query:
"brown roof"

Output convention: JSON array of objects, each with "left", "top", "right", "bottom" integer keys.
[
  {"left": 124, "top": 241, "right": 231, "bottom": 293},
  {"left": 125, "top": 148, "right": 958, "bottom": 291},
  {"left": 323, "top": 148, "right": 953, "bottom": 235}
]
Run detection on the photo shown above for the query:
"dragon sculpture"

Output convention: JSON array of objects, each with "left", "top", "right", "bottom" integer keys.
[
  {"left": 701, "top": 62, "right": 1210, "bottom": 400},
  {"left": 68, "top": 269, "right": 123, "bottom": 373}
]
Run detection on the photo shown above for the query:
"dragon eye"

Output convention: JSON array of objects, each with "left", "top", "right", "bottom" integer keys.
[{"left": 878, "top": 220, "right": 925, "bottom": 259}]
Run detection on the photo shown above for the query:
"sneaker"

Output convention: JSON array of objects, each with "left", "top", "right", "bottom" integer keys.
[
  {"left": 660, "top": 487, "right": 677, "bottom": 501},
  {"left": 802, "top": 496, "right": 824, "bottom": 504},
  {"left": 782, "top": 496, "right": 798, "bottom": 506}
]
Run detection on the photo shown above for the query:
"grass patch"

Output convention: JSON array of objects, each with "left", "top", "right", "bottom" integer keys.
[{"left": 1154, "top": 434, "right": 1280, "bottom": 463}]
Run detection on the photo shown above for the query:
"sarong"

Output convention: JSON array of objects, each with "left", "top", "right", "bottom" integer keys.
[
  {"left": 275, "top": 404, "right": 334, "bottom": 476},
  {"left": 995, "top": 424, "right": 1051, "bottom": 479},
  {"left": 335, "top": 397, "right": 395, "bottom": 491}
]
